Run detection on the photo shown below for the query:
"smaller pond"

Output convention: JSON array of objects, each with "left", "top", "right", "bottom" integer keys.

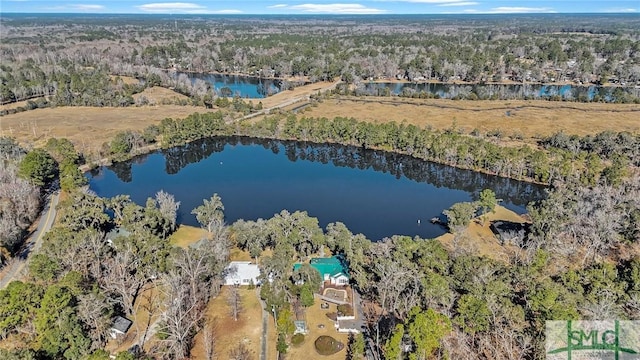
[
  {"left": 187, "top": 73, "right": 281, "bottom": 98},
  {"left": 357, "top": 82, "right": 639, "bottom": 101}
]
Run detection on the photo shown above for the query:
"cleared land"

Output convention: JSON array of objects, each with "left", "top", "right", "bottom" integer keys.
[
  {"left": 248, "top": 80, "right": 338, "bottom": 108},
  {"left": 302, "top": 97, "right": 640, "bottom": 142},
  {"left": 132, "top": 86, "right": 190, "bottom": 105},
  {"left": 436, "top": 205, "right": 527, "bottom": 262},
  {"left": 190, "top": 287, "right": 263, "bottom": 360},
  {"left": 168, "top": 225, "right": 207, "bottom": 248},
  {"left": 0, "top": 105, "right": 216, "bottom": 155}
]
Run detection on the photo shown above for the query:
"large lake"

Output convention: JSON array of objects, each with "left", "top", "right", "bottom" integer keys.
[{"left": 88, "top": 137, "right": 545, "bottom": 240}]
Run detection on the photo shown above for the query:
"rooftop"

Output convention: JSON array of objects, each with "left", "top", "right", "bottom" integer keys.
[{"left": 111, "top": 316, "right": 133, "bottom": 333}]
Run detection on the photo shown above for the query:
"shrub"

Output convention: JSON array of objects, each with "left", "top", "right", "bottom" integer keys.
[
  {"left": 314, "top": 336, "right": 344, "bottom": 356},
  {"left": 337, "top": 304, "right": 353, "bottom": 316},
  {"left": 291, "top": 333, "right": 305, "bottom": 346},
  {"left": 326, "top": 312, "right": 338, "bottom": 321}
]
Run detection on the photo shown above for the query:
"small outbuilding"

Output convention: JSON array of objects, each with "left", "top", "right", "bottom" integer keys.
[
  {"left": 110, "top": 316, "right": 133, "bottom": 339},
  {"left": 294, "top": 320, "right": 308, "bottom": 334}
]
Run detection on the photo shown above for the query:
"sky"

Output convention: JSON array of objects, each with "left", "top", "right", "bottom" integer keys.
[{"left": 0, "top": 0, "right": 638, "bottom": 14}]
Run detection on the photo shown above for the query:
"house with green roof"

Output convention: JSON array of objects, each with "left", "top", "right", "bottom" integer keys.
[{"left": 293, "top": 256, "right": 350, "bottom": 286}]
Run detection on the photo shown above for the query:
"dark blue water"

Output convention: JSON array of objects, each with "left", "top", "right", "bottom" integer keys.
[
  {"left": 359, "top": 82, "right": 638, "bottom": 101},
  {"left": 187, "top": 73, "right": 281, "bottom": 98},
  {"left": 88, "top": 137, "right": 545, "bottom": 240}
]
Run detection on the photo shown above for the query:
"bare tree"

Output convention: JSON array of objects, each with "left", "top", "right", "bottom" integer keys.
[
  {"left": 100, "top": 243, "right": 146, "bottom": 316},
  {"left": 155, "top": 190, "right": 180, "bottom": 232},
  {"left": 228, "top": 285, "right": 242, "bottom": 321},
  {"left": 159, "top": 246, "right": 227, "bottom": 359},
  {"left": 77, "top": 291, "right": 113, "bottom": 351},
  {"left": 202, "top": 318, "right": 218, "bottom": 360},
  {"left": 160, "top": 269, "right": 202, "bottom": 359}
]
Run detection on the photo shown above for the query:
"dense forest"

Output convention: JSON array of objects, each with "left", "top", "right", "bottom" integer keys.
[{"left": 2, "top": 14, "right": 640, "bottom": 107}]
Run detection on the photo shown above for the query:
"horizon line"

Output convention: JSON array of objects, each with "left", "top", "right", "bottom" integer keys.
[{"left": 1, "top": 11, "right": 638, "bottom": 15}]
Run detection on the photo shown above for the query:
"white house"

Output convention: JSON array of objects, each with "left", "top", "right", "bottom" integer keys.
[{"left": 224, "top": 261, "right": 261, "bottom": 286}]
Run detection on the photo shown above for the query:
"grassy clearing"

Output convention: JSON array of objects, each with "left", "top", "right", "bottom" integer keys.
[
  {"left": 0, "top": 105, "right": 216, "bottom": 155},
  {"left": 302, "top": 97, "right": 640, "bottom": 143},
  {"left": 190, "top": 287, "right": 263, "bottom": 359},
  {"left": 436, "top": 205, "right": 527, "bottom": 262},
  {"left": 248, "top": 80, "right": 338, "bottom": 108},
  {"left": 168, "top": 225, "right": 207, "bottom": 248},
  {"left": 105, "top": 283, "right": 164, "bottom": 355},
  {"left": 132, "top": 86, "right": 190, "bottom": 105},
  {"left": 110, "top": 75, "right": 140, "bottom": 85}
]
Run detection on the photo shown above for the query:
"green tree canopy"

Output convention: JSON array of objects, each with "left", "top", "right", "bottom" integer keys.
[{"left": 18, "top": 148, "right": 58, "bottom": 186}]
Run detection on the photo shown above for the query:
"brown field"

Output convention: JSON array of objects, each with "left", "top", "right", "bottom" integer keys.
[
  {"left": 302, "top": 97, "right": 640, "bottom": 141},
  {"left": 132, "top": 86, "right": 190, "bottom": 104},
  {"left": 0, "top": 97, "right": 47, "bottom": 111},
  {"left": 249, "top": 80, "right": 339, "bottom": 108},
  {"left": 286, "top": 297, "right": 350, "bottom": 360},
  {"left": 190, "top": 287, "right": 263, "bottom": 360},
  {"left": 0, "top": 105, "right": 215, "bottom": 155},
  {"left": 436, "top": 205, "right": 527, "bottom": 262},
  {"left": 110, "top": 75, "right": 140, "bottom": 85}
]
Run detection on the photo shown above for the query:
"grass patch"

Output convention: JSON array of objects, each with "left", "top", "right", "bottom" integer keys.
[
  {"left": 168, "top": 225, "right": 207, "bottom": 248},
  {"left": 337, "top": 304, "right": 353, "bottom": 317},
  {"left": 291, "top": 333, "right": 305, "bottom": 346},
  {"left": 314, "top": 336, "right": 344, "bottom": 356}
]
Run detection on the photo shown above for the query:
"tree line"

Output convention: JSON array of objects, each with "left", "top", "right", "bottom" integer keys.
[{"left": 148, "top": 111, "right": 631, "bottom": 187}]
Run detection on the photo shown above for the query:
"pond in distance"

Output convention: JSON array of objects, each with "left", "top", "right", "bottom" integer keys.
[{"left": 88, "top": 137, "right": 545, "bottom": 240}]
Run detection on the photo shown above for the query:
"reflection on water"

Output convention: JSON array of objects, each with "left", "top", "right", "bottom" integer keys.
[
  {"left": 358, "top": 82, "right": 639, "bottom": 101},
  {"left": 89, "top": 137, "right": 545, "bottom": 240}
]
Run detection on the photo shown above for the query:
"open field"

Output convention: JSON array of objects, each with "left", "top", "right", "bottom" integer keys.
[
  {"left": 248, "top": 80, "right": 339, "bottom": 108},
  {"left": 190, "top": 287, "right": 263, "bottom": 360},
  {"left": 302, "top": 97, "right": 640, "bottom": 142},
  {"left": 132, "top": 86, "right": 190, "bottom": 105},
  {"left": 110, "top": 75, "right": 140, "bottom": 85},
  {"left": 168, "top": 225, "right": 207, "bottom": 248},
  {"left": 0, "top": 105, "right": 215, "bottom": 154}
]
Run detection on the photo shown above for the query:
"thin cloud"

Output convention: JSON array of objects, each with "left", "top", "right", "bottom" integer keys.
[
  {"left": 490, "top": 7, "right": 555, "bottom": 13},
  {"left": 287, "top": 3, "right": 387, "bottom": 14},
  {"left": 462, "top": 6, "right": 555, "bottom": 13},
  {"left": 388, "top": 0, "right": 472, "bottom": 3},
  {"left": 603, "top": 8, "right": 637, "bottom": 12},
  {"left": 268, "top": 4, "right": 289, "bottom": 8},
  {"left": 137, "top": 2, "right": 206, "bottom": 12},
  {"left": 73, "top": 4, "right": 105, "bottom": 10},
  {"left": 41, "top": 3, "right": 105, "bottom": 11},
  {"left": 437, "top": 1, "right": 478, "bottom": 6}
]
